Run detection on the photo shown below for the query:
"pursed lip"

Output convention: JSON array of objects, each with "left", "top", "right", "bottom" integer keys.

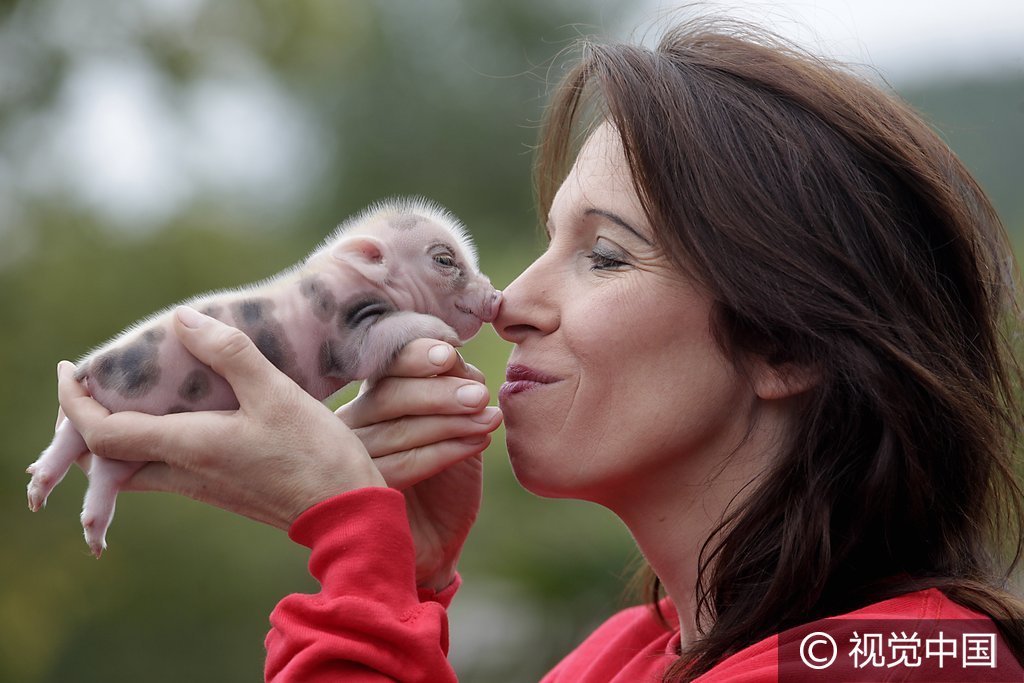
[
  {"left": 500, "top": 363, "right": 560, "bottom": 400},
  {"left": 505, "top": 364, "right": 559, "bottom": 383}
]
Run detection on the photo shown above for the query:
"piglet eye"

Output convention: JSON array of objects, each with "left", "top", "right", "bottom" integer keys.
[{"left": 433, "top": 254, "right": 456, "bottom": 268}]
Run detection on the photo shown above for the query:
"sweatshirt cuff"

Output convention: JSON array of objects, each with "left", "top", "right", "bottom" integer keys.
[
  {"left": 288, "top": 487, "right": 461, "bottom": 608},
  {"left": 288, "top": 486, "right": 400, "bottom": 548},
  {"left": 419, "top": 573, "right": 462, "bottom": 609}
]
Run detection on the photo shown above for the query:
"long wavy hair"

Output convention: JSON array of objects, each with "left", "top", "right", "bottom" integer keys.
[{"left": 534, "top": 17, "right": 1024, "bottom": 681}]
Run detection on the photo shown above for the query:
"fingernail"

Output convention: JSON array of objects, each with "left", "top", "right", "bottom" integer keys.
[
  {"left": 470, "top": 406, "right": 501, "bottom": 424},
  {"left": 428, "top": 344, "right": 451, "bottom": 366},
  {"left": 57, "top": 360, "right": 70, "bottom": 377},
  {"left": 176, "top": 306, "right": 210, "bottom": 329},
  {"left": 456, "top": 383, "right": 487, "bottom": 407}
]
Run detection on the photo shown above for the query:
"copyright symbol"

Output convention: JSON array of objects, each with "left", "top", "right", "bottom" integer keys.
[{"left": 799, "top": 631, "right": 837, "bottom": 669}]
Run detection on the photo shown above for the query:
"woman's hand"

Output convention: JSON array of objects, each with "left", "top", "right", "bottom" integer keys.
[
  {"left": 338, "top": 339, "right": 503, "bottom": 591},
  {"left": 57, "top": 306, "right": 386, "bottom": 530}
]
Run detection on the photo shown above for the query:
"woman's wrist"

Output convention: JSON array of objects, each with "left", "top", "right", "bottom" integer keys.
[
  {"left": 282, "top": 465, "right": 387, "bottom": 530},
  {"left": 417, "top": 563, "right": 459, "bottom": 594}
]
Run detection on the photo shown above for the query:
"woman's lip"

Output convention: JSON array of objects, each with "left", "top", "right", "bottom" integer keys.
[
  {"left": 504, "top": 363, "right": 559, "bottom": 383},
  {"left": 500, "top": 364, "right": 560, "bottom": 401},
  {"left": 499, "top": 379, "right": 544, "bottom": 399}
]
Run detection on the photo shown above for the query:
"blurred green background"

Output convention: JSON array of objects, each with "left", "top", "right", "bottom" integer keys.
[{"left": 2, "top": 1, "right": 1021, "bottom": 681}]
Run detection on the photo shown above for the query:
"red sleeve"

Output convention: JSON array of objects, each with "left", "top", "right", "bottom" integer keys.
[{"left": 264, "top": 487, "right": 459, "bottom": 683}]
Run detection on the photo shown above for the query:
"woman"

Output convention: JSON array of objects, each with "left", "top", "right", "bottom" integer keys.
[{"left": 56, "top": 18, "right": 1024, "bottom": 681}]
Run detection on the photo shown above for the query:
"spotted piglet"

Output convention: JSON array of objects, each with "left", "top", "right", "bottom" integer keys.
[{"left": 27, "top": 198, "right": 501, "bottom": 556}]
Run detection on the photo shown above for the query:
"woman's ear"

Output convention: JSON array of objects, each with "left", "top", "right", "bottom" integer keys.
[{"left": 751, "top": 360, "right": 820, "bottom": 400}]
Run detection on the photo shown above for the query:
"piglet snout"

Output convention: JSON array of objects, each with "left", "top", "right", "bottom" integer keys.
[
  {"left": 481, "top": 289, "right": 502, "bottom": 323},
  {"left": 460, "top": 286, "right": 501, "bottom": 323}
]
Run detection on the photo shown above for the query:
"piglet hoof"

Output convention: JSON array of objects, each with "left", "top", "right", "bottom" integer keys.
[
  {"left": 442, "top": 331, "right": 461, "bottom": 348},
  {"left": 26, "top": 474, "right": 51, "bottom": 512},
  {"left": 81, "top": 516, "right": 108, "bottom": 559}
]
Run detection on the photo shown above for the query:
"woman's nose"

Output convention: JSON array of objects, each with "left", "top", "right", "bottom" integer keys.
[{"left": 493, "top": 254, "right": 560, "bottom": 344}]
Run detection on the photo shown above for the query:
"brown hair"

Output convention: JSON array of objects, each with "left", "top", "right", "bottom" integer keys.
[{"left": 535, "top": 17, "right": 1024, "bottom": 681}]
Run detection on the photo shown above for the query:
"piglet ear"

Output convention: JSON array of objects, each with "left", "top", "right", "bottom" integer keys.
[{"left": 332, "top": 235, "right": 389, "bottom": 284}]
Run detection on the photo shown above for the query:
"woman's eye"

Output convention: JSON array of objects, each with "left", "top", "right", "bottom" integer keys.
[{"left": 585, "top": 247, "right": 628, "bottom": 270}]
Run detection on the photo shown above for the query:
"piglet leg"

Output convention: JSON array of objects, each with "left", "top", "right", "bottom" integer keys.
[
  {"left": 81, "top": 456, "right": 144, "bottom": 558},
  {"left": 27, "top": 419, "right": 89, "bottom": 512},
  {"left": 356, "top": 312, "right": 461, "bottom": 381}
]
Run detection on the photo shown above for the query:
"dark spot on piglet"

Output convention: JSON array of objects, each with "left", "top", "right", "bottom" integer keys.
[
  {"left": 143, "top": 327, "right": 166, "bottom": 344},
  {"left": 231, "top": 298, "right": 272, "bottom": 326},
  {"left": 91, "top": 354, "right": 116, "bottom": 385},
  {"left": 178, "top": 368, "right": 212, "bottom": 403},
  {"left": 318, "top": 339, "right": 353, "bottom": 378},
  {"left": 91, "top": 341, "right": 161, "bottom": 399},
  {"left": 255, "top": 329, "right": 288, "bottom": 370},
  {"left": 120, "top": 346, "right": 159, "bottom": 396},
  {"left": 300, "top": 276, "right": 338, "bottom": 322}
]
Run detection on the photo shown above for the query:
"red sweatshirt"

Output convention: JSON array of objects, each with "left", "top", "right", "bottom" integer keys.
[{"left": 265, "top": 488, "right": 1023, "bottom": 682}]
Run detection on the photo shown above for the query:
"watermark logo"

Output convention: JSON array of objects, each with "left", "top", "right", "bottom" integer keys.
[
  {"left": 778, "top": 619, "right": 1020, "bottom": 682},
  {"left": 799, "top": 631, "right": 838, "bottom": 669}
]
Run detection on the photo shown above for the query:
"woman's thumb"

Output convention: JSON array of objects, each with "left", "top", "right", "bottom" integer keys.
[{"left": 173, "top": 306, "right": 280, "bottom": 403}]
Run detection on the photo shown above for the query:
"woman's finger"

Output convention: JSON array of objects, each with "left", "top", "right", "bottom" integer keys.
[
  {"left": 58, "top": 360, "right": 112, "bottom": 430},
  {"left": 356, "top": 407, "right": 502, "bottom": 458},
  {"left": 373, "top": 434, "right": 492, "bottom": 490},
  {"left": 365, "top": 338, "right": 485, "bottom": 384},
  {"left": 339, "top": 375, "right": 492, "bottom": 429},
  {"left": 77, "top": 409, "right": 232, "bottom": 468},
  {"left": 120, "top": 461, "right": 187, "bottom": 495},
  {"left": 52, "top": 375, "right": 93, "bottom": 474}
]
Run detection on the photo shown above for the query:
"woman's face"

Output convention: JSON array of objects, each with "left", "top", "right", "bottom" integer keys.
[{"left": 494, "top": 123, "right": 762, "bottom": 509}]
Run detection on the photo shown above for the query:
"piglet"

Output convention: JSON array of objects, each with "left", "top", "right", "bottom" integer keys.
[{"left": 27, "top": 197, "right": 501, "bottom": 557}]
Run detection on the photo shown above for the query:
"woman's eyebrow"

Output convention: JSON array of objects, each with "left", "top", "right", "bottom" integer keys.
[{"left": 584, "top": 208, "right": 653, "bottom": 245}]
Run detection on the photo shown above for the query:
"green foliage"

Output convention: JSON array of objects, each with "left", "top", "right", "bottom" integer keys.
[{"left": 1, "top": 2, "right": 1021, "bottom": 682}]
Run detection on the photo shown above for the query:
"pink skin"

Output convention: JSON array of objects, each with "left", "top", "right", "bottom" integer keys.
[{"left": 28, "top": 198, "right": 500, "bottom": 557}]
